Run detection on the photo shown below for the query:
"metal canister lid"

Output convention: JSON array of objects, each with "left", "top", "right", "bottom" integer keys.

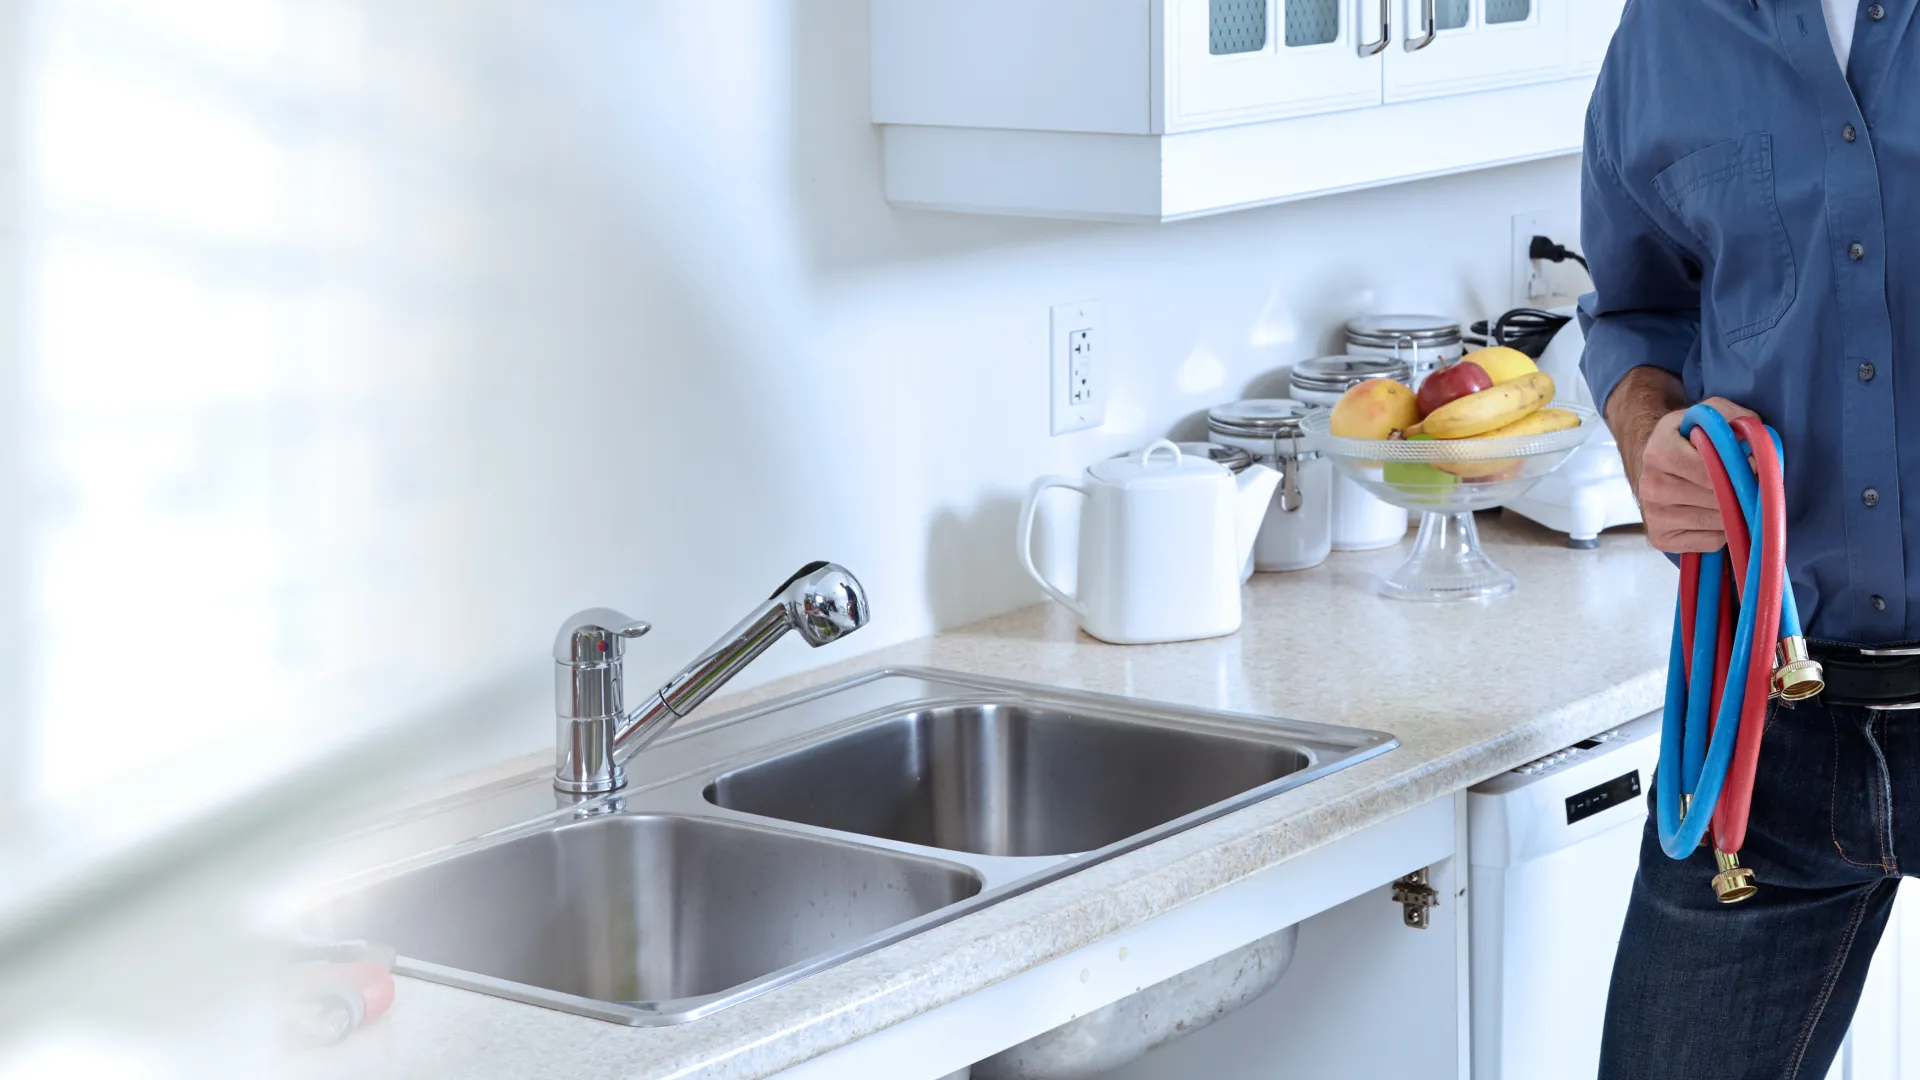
[
  {"left": 1289, "top": 354, "right": 1413, "bottom": 394},
  {"left": 1206, "top": 398, "right": 1312, "bottom": 439},
  {"left": 1344, "top": 314, "right": 1463, "bottom": 348}
]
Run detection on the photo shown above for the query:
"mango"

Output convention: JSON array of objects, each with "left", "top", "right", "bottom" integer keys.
[{"left": 1329, "top": 378, "right": 1420, "bottom": 440}]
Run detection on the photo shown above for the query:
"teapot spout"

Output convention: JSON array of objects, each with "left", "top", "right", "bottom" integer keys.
[{"left": 1233, "top": 463, "right": 1282, "bottom": 565}]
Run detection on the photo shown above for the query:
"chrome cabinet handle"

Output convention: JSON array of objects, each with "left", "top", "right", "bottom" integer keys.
[
  {"left": 1405, "top": 0, "right": 1437, "bottom": 50},
  {"left": 1358, "top": 0, "right": 1391, "bottom": 55}
]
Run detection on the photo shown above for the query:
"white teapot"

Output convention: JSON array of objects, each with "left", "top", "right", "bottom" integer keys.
[{"left": 1018, "top": 440, "right": 1281, "bottom": 645}]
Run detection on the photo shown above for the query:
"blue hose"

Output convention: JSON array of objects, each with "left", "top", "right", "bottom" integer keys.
[{"left": 1654, "top": 405, "right": 1795, "bottom": 860}]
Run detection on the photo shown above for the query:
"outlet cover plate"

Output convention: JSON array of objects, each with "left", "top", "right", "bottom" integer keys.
[{"left": 1050, "top": 300, "right": 1103, "bottom": 435}]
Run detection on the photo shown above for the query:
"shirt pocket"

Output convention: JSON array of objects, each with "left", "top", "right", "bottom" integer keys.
[{"left": 1652, "top": 133, "right": 1797, "bottom": 346}]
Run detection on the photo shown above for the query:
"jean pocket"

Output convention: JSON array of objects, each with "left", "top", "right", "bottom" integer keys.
[{"left": 1652, "top": 133, "right": 1797, "bottom": 346}]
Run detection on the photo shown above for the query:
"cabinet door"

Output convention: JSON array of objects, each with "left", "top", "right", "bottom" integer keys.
[
  {"left": 1163, "top": 0, "right": 1384, "bottom": 132},
  {"left": 1381, "top": 0, "right": 1568, "bottom": 104},
  {"left": 1569, "top": 0, "right": 1627, "bottom": 75}
]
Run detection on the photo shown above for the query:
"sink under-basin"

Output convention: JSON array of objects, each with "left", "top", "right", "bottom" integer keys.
[
  {"left": 304, "top": 669, "right": 1395, "bottom": 1029},
  {"left": 705, "top": 702, "right": 1315, "bottom": 857},
  {"left": 307, "top": 813, "right": 981, "bottom": 1020}
]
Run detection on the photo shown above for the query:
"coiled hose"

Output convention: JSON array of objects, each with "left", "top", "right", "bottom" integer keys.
[{"left": 1656, "top": 404, "right": 1822, "bottom": 902}]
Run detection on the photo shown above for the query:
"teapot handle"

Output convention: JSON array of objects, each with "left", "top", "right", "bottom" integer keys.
[{"left": 1018, "top": 475, "right": 1089, "bottom": 619}]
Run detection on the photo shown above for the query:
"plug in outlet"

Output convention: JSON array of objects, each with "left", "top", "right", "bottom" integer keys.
[
  {"left": 1511, "top": 211, "right": 1550, "bottom": 308},
  {"left": 1050, "top": 300, "right": 1104, "bottom": 435}
]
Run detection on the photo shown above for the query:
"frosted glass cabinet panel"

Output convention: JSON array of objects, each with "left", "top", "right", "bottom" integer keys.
[
  {"left": 1168, "top": 0, "right": 1384, "bottom": 130},
  {"left": 1383, "top": 0, "right": 1567, "bottom": 103}
]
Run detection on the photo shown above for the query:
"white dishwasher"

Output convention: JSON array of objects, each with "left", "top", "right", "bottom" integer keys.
[{"left": 1468, "top": 712, "right": 1660, "bottom": 1080}]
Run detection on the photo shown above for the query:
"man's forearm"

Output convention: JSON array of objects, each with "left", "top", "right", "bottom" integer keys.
[{"left": 1606, "top": 365, "right": 1689, "bottom": 493}]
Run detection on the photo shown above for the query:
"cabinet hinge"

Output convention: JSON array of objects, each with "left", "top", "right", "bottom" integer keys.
[{"left": 1391, "top": 867, "right": 1439, "bottom": 929}]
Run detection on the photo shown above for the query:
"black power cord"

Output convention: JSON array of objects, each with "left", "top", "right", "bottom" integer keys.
[
  {"left": 1529, "top": 234, "right": 1590, "bottom": 272},
  {"left": 1467, "top": 308, "right": 1573, "bottom": 359}
]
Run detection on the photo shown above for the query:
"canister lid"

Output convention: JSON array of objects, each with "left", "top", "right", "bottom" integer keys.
[
  {"left": 1289, "top": 355, "right": 1413, "bottom": 393},
  {"left": 1206, "top": 398, "right": 1312, "bottom": 439},
  {"left": 1111, "top": 441, "right": 1253, "bottom": 473},
  {"left": 1344, "top": 314, "right": 1463, "bottom": 348}
]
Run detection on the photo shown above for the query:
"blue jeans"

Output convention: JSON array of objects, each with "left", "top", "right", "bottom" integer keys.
[{"left": 1600, "top": 698, "right": 1912, "bottom": 1079}]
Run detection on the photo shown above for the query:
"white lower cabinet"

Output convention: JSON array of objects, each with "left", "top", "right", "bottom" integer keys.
[
  {"left": 1837, "top": 880, "right": 1920, "bottom": 1080},
  {"left": 1101, "top": 862, "right": 1471, "bottom": 1080},
  {"left": 772, "top": 794, "right": 1466, "bottom": 1080}
]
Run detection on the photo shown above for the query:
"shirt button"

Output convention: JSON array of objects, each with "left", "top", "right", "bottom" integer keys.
[
  {"left": 1869, "top": 3, "right": 1886, "bottom": 19},
  {"left": 1861, "top": 362, "right": 1877, "bottom": 381},
  {"left": 1850, "top": 242, "right": 1867, "bottom": 260},
  {"left": 1873, "top": 595, "right": 1888, "bottom": 611},
  {"left": 1865, "top": 488, "right": 1881, "bottom": 507},
  {"left": 1844, "top": 124, "right": 1858, "bottom": 142}
]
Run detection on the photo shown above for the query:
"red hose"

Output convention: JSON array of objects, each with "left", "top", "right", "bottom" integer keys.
[
  {"left": 1679, "top": 554, "right": 1699, "bottom": 681},
  {"left": 1712, "top": 571, "right": 1735, "bottom": 724},
  {"left": 1691, "top": 427, "right": 1752, "bottom": 592},
  {"left": 1712, "top": 416, "right": 1787, "bottom": 854}
]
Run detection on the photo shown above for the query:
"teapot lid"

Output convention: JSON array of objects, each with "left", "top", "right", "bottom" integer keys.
[
  {"left": 1110, "top": 441, "right": 1252, "bottom": 473},
  {"left": 1088, "top": 439, "right": 1229, "bottom": 487}
]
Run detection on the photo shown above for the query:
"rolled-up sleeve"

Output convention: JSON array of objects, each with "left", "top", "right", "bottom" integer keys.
[{"left": 1577, "top": 105, "right": 1701, "bottom": 412}]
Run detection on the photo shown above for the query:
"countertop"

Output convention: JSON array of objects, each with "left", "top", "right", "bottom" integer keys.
[{"left": 284, "top": 513, "right": 1676, "bottom": 1080}]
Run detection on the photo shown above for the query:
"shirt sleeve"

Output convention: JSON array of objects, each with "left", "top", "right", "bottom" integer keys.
[{"left": 1576, "top": 105, "right": 1702, "bottom": 413}]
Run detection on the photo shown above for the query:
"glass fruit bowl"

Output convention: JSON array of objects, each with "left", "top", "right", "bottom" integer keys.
[{"left": 1300, "top": 405, "right": 1601, "bottom": 601}]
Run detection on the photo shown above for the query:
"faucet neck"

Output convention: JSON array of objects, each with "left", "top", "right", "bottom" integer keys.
[{"left": 551, "top": 563, "right": 870, "bottom": 794}]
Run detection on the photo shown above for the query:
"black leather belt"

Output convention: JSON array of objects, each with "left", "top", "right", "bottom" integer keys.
[{"left": 1809, "top": 640, "right": 1920, "bottom": 709}]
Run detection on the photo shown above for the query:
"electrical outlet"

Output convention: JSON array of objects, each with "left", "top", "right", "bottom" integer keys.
[
  {"left": 1511, "top": 210, "right": 1550, "bottom": 308},
  {"left": 1050, "top": 300, "right": 1104, "bottom": 435}
]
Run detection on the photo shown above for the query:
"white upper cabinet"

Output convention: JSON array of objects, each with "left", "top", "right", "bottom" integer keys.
[
  {"left": 1383, "top": 0, "right": 1569, "bottom": 102},
  {"left": 1163, "top": 0, "right": 1383, "bottom": 131},
  {"left": 1569, "top": 0, "right": 1627, "bottom": 74},
  {"left": 872, "top": 0, "right": 1622, "bottom": 222}
]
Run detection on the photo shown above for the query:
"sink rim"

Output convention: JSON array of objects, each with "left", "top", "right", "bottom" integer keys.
[{"left": 301, "top": 667, "right": 1398, "bottom": 1027}]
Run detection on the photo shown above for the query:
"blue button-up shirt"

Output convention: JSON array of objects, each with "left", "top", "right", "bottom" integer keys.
[{"left": 1580, "top": 0, "right": 1919, "bottom": 645}]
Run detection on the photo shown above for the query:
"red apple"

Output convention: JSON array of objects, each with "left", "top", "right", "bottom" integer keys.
[{"left": 1415, "top": 360, "right": 1494, "bottom": 418}]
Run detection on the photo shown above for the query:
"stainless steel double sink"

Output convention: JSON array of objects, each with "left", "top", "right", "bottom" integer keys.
[{"left": 306, "top": 669, "right": 1395, "bottom": 1027}]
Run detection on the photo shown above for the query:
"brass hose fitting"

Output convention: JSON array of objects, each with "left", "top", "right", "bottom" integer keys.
[
  {"left": 1711, "top": 849, "right": 1757, "bottom": 904},
  {"left": 1773, "top": 636, "right": 1825, "bottom": 702}
]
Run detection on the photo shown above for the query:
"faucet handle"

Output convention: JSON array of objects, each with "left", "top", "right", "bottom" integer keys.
[{"left": 553, "top": 608, "right": 651, "bottom": 664}]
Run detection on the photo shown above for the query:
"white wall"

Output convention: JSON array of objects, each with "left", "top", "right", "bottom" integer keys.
[{"left": 0, "top": 0, "right": 1581, "bottom": 900}]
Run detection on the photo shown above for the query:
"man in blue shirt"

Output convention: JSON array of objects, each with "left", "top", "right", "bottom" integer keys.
[{"left": 1581, "top": 0, "right": 1918, "bottom": 1074}]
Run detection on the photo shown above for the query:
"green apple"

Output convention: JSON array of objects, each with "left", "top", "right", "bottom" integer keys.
[{"left": 1382, "top": 434, "right": 1459, "bottom": 491}]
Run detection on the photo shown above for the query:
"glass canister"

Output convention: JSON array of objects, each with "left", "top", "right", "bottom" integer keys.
[
  {"left": 1344, "top": 314, "right": 1463, "bottom": 389},
  {"left": 1206, "top": 399, "right": 1331, "bottom": 573},
  {"left": 1289, "top": 355, "right": 1414, "bottom": 552},
  {"left": 1112, "top": 442, "right": 1259, "bottom": 581}
]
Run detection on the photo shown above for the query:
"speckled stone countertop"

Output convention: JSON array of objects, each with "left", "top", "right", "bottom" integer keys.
[{"left": 285, "top": 513, "right": 1675, "bottom": 1080}]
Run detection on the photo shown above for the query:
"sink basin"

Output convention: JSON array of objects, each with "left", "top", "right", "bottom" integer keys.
[
  {"left": 302, "top": 669, "right": 1394, "bottom": 1027},
  {"left": 308, "top": 813, "right": 981, "bottom": 1021},
  {"left": 705, "top": 702, "right": 1314, "bottom": 856}
]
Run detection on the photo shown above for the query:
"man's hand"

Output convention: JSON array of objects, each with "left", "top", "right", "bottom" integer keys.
[{"left": 1605, "top": 367, "right": 1756, "bottom": 553}]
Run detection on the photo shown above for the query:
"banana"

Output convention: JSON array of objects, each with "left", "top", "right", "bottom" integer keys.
[
  {"left": 1471, "top": 406, "right": 1580, "bottom": 440},
  {"left": 1420, "top": 371, "right": 1556, "bottom": 439}
]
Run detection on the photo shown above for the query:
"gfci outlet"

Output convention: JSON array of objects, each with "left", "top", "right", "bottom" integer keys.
[{"left": 1050, "top": 300, "right": 1104, "bottom": 435}]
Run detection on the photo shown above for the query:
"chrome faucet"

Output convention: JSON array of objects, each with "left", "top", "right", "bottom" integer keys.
[{"left": 552, "top": 562, "right": 870, "bottom": 794}]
